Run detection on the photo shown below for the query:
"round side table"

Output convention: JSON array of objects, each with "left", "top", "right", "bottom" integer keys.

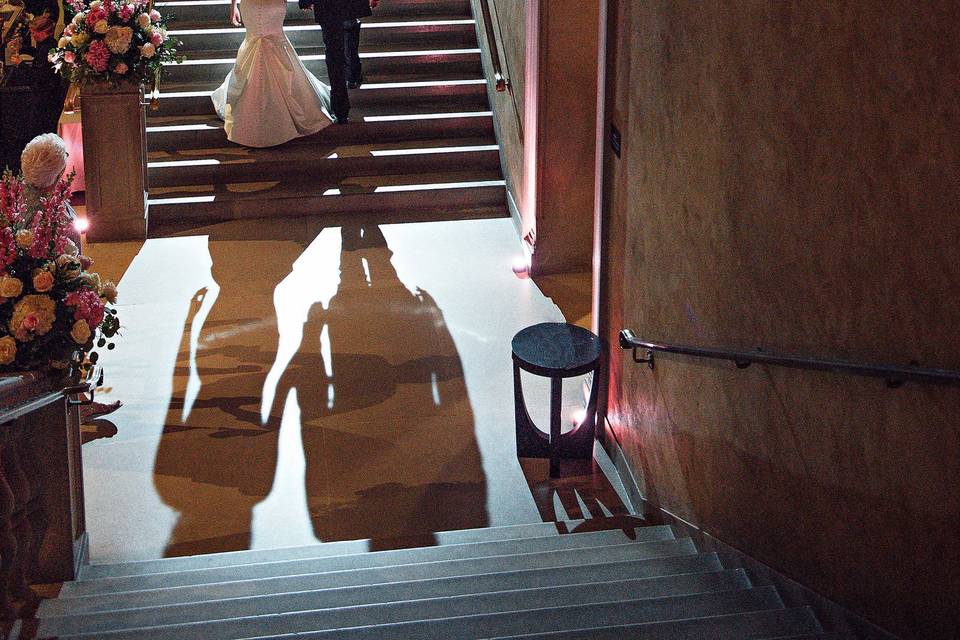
[{"left": 511, "top": 322, "right": 602, "bottom": 477}]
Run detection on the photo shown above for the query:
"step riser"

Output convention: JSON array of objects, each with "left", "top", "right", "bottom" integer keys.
[
  {"left": 58, "top": 584, "right": 776, "bottom": 640},
  {"left": 148, "top": 150, "right": 501, "bottom": 187},
  {"left": 159, "top": 0, "right": 471, "bottom": 23},
  {"left": 487, "top": 608, "right": 824, "bottom": 640},
  {"left": 61, "top": 529, "right": 679, "bottom": 597},
  {"left": 171, "top": 24, "right": 477, "bottom": 51},
  {"left": 162, "top": 53, "right": 481, "bottom": 84},
  {"left": 104, "top": 588, "right": 784, "bottom": 640},
  {"left": 146, "top": 117, "right": 493, "bottom": 151},
  {"left": 152, "top": 84, "right": 487, "bottom": 117},
  {"left": 41, "top": 547, "right": 712, "bottom": 616},
  {"left": 42, "top": 569, "right": 747, "bottom": 636},
  {"left": 82, "top": 522, "right": 587, "bottom": 581}
]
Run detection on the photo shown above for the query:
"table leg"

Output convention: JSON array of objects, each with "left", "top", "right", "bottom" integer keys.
[{"left": 549, "top": 376, "right": 562, "bottom": 478}]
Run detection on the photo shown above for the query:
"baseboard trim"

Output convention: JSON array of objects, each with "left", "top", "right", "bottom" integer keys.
[{"left": 598, "top": 418, "right": 899, "bottom": 640}]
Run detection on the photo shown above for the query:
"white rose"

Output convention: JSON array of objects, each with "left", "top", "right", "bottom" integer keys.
[
  {"left": 90, "top": 0, "right": 102, "bottom": 8},
  {"left": 137, "top": 13, "right": 150, "bottom": 29},
  {"left": 94, "top": 19, "right": 109, "bottom": 34},
  {"left": 140, "top": 42, "right": 155, "bottom": 58},
  {"left": 58, "top": 36, "right": 70, "bottom": 48}
]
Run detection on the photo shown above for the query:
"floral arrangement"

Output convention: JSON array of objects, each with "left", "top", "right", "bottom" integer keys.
[
  {"left": 49, "top": 0, "right": 179, "bottom": 86},
  {"left": 0, "top": 172, "right": 119, "bottom": 372}
]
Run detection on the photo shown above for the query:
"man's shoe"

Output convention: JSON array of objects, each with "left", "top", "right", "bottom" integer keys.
[
  {"left": 347, "top": 75, "right": 364, "bottom": 90},
  {"left": 334, "top": 115, "right": 350, "bottom": 125}
]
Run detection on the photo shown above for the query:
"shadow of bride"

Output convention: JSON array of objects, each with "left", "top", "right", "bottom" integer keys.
[{"left": 153, "top": 225, "right": 487, "bottom": 557}]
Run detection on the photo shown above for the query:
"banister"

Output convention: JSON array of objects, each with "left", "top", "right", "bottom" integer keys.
[
  {"left": 619, "top": 329, "right": 960, "bottom": 388},
  {"left": 477, "top": 0, "right": 523, "bottom": 138},
  {"left": 479, "top": 0, "right": 509, "bottom": 93}
]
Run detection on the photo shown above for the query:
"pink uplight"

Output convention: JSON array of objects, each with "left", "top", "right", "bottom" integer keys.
[{"left": 74, "top": 217, "right": 90, "bottom": 234}]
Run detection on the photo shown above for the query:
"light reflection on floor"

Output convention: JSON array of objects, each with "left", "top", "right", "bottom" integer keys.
[{"left": 83, "top": 218, "right": 632, "bottom": 563}]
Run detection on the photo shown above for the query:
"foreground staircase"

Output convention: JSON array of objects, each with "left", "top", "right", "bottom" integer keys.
[
  {"left": 34, "top": 520, "right": 850, "bottom": 639},
  {"left": 147, "top": 0, "right": 506, "bottom": 236}
]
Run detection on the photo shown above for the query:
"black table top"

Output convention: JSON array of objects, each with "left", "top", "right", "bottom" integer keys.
[{"left": 511, "top": 322, "right": 601, "bottom": 378}]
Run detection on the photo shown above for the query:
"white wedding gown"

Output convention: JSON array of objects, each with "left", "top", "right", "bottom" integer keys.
[{"left": 211, "top": 0, "right": 333, "bottom": 147}]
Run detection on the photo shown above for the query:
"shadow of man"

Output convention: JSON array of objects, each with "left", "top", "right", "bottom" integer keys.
[{"left": 265, "top": 225, "right": 488, "bottom": 550}]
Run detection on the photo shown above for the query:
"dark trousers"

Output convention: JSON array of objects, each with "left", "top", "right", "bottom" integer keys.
[{"left": 321, "top": 18, "right": 362, "bottom": 120}]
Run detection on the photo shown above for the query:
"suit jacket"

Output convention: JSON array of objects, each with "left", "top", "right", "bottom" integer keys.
[{"left": 299, "top": 0, "right": 372, "bottom": 25}]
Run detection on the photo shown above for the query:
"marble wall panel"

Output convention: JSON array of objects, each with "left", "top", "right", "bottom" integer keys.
[{"left": 603, "top": 2, "right": 960, "bottom": 638}]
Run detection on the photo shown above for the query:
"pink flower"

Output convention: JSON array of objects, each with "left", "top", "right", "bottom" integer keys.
[
  {"left": 149, "top": 8, "right": 160, "bottom": 21},
  {"left": 64, "top": 51, "right": 76, "bottom": 63},
  {"left": 114, "top": 61, "right": 129, "bottom": 74},
  {"left": 119, "top": 3, "right": 134, "bottom": 20},
  {"left": 64, "top": 289, "right": 105, "bottom": 328},
  {"left": 85, "top": 7, "right": 107, "bottom": 27},
  {"left": 150, "top": 31, "right": 162, "bottom": 46},
  {"left": 0, "top": 228, "right": 14, "bottom": 270},
  {"left": 84, "top": 39, "right": 110, "bottom": 72}
]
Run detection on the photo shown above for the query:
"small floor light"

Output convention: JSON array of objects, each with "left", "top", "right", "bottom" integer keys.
[{"left": 74, "top": 217, "right": 90, "bottom": 234}]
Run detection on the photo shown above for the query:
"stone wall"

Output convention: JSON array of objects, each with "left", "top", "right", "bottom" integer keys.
[{"left": 601, "top": 2, "right": 960, "bottom": 638}]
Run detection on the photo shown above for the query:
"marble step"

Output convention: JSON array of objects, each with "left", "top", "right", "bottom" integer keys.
[
  {"left": 59, "top": 527, "right": 677, "bottom": 597},
  {"left": 80, "top": 520, "right": 594, "bottom": 581},
  {"left": 40, "top": 570, "right": 752, "bottom": 637},
  {"left": 162, "top": 47, "right": 481, "bottom": 84},
  {"left": 145, "top": 169, "right": 507, "bottom": 233},
  {"left": 146, "top": 112, "right": 493, "bottom": 150},
  {"left": 486, "top": 608, "right": 825, "bottom": 640},
  {"left": 41, "top": 543, "right": 712, "bottom": 616},
  {"left": 157, "top": 0, "right": 471, "bottom": 23},
  {"left": 53, "top": 586, "right": 786, "bottom": 640},
  {"left": 152, "top": 78, "right": 488, "bottom": 117},
  {"left": 225, "top": 587, "right": 786, "bottom": 640},
  {"left": 148, "top": 142, "right": 501, "bottom": 187},
  {"left": 169, "top": 18, "right": 477, "bottom": 51}
]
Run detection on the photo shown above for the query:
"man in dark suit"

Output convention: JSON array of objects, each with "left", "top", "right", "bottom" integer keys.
[{"left": 299, "top": 0, "right": 380, "bottom": 124}]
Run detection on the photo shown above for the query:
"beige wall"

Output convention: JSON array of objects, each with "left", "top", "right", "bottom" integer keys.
[
  {"left": 474, "top": 0, "right": 599, "bottom": 274},
  {"left": 602, "top": 2, "right": 960, "bottom": 638},
  {"left": 473, "top": 0, "right": 526, "bottom": 216},
  {"left": 531, "top": 1, "right": 599, "bottom": 274}
]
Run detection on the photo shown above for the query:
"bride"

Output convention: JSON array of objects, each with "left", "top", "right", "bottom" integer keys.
[{"left": 211, "top": 0, "right": 333, "bottom": 147}]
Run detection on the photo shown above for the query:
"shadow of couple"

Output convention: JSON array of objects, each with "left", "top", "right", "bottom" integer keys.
[{"left": 152, "top": 224, "right": 488, "bottom": 555}]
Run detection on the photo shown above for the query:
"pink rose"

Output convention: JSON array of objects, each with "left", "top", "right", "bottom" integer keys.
[
  {"left": 21, "top": 313, "right": 39, "bottom": 332},
  {"left": 64, "top": 51, "right": 76, "bottom": 63},
  {"left": 32, "top": 270, "right": 55, "bottom": 293},
  {"left": 150, "top": 31, "right": 162, "bottom": 46},
  {"left": 149, "top": 8, "right": 160, "bottom": 21}
]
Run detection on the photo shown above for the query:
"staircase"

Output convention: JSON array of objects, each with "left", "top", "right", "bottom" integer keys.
[
  {"left": 146, "top": 0, "right": 507, "bottom": 236},
  {"left": 33, "top": 520, "right": 851, "bottom": 639}
]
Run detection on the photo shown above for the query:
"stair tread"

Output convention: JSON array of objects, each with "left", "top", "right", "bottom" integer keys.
[
  {"left": 484, "top": 608, "right": 824, "bottom": 640},
  {"left": 55, "top": 586, "right": 786, "bottom": 640},
  {"left": 79, "top": 519, "right": 622, "bottom": 579},
  {"left": 148, "top": 135, "right": 496, "bottom": 161},
  {"left": 168, "top": 15, "right": 474, "bottom": 31},
  {"left": 41, "top": 546, "right": 716, "bottom": 616},
  {"left": 40, "top": 571, "right": 752, "bottom": 636},
  {"left": 59, "top": 529, "right": 679, "bottom": 596},
  {"left": 147, "top": 103, "right": 493, "bottom": 127}
]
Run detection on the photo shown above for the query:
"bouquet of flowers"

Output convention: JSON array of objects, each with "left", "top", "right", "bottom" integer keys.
[
  {"left": 49, "top": 0, "right": 179, "bottom": 86},
  {"left": 0, "top": 171, "right": 119, "bottom": 372}
]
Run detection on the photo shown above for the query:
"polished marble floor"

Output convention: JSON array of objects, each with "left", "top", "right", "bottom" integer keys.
[{"left": 83, "top": 218, "right": 631, "bottom": 563}]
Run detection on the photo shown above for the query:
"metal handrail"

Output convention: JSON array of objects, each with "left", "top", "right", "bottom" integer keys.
[
  {"left": 619, "top": 329, "right": 960, "bottom": 388},
  {"left": 478, "top": 0, "right": 509, "bottom": 93}
]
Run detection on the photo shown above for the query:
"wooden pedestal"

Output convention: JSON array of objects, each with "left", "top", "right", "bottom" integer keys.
[{"left": 80, "top": 81, "right": 149, "bottom": 242}]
